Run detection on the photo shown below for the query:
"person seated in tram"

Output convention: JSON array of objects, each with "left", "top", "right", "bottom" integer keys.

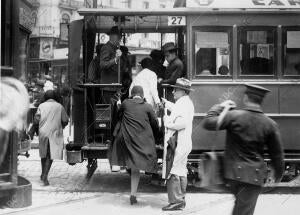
[
  {"left": 129, "top": 57, "right": 161, "bottom": 111},
  {"left": 87, "top": 44, "right": 103, "bottom": 83},
  {"left": 109, "top": 85, "right": 159, "bottom": 205},
  {"left": 149, "top": 49, "right": 165, "bottom": 98},
  {"left": 218, "top": 65, "right": 229, "bottom": 75}
]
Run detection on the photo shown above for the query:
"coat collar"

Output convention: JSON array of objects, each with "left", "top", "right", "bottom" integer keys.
[
  {"left": 46, "top": 99, "right": 56, "bottom": 103},
  {"left": 130, "top": 97, "right": 145, "bottom": 104},
  {"left": 243, "top": 105, "right": 263, "bottom": 113}
]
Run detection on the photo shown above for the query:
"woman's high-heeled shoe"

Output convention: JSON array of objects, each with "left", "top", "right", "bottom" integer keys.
[{"left": 130, "top": 195, "right": 137, "bottom": 205}]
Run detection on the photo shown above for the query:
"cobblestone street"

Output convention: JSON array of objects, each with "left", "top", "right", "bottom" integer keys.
[{"left": 0, "top": 149, "right": 299, "bottom": 215}]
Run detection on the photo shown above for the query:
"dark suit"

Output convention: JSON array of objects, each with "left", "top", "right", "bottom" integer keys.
[
  {"left": 203, "top": 104, "right": 284, "bottom": 215},
  {"left": 99, "top": 41, "right": 118, "bottom": 84}
]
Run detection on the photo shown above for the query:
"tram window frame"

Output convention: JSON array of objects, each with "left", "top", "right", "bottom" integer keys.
[
  {"left": 282, "top": 26, "right": 300, "bottom": 78},
  {"left": 192, "top": 26, "right": 233, "bottom": 80},
  {"left": 237, "top": 26, "right": 277, "bottom": 79}
]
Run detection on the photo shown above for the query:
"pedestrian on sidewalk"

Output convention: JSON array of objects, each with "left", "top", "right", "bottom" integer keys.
[
  {"left": 34, "top": 90, "right": 69, "bottom": 186},
  {"left": 202, "top": 84, "right": 284, "bottom": 215},
  {"left": 109, "top": 85, "right": 159, "bottom": 205},
  {"left": 161, "top": 78, "right": 194, "bottom": 211}
]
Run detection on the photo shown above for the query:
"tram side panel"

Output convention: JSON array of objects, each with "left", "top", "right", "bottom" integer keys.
[{"left": 190, "top": 84, "right": 300, "bottom": 152}]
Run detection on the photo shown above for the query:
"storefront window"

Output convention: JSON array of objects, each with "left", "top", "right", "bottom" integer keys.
[
  {"left": 283, "top": 29, "right": 300, "bottom": 76},
  {"left": 194, "top": 29, "right": 231, "bottom": 77},
  {"left": 239, "top": 28, "right": 276, "bottom": 76}
]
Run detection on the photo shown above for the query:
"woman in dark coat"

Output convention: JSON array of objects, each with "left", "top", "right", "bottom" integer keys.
[{"left": 110, "top": 85, "right": 159, "bottom": 205}]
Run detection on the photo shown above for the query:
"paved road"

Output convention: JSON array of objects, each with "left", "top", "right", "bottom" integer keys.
[{"left": 1, "top": 150, "right": 300, "bottom": 215}]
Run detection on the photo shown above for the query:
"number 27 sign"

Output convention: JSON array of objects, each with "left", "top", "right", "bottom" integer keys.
[{"left": 168, "top": 16, "right": 186, "bottom": 26}]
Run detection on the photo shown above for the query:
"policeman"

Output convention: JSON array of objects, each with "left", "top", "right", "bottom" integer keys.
[{"left": 203, "top": 84, "right": 284, "bottom": 215}]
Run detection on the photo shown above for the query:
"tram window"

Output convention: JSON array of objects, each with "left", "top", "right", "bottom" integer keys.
[
  {"left": 283, "top": 30, "right": 300, "bottom": 76},
  {"left": 239, "top": 29, "right": 275, "bottom": 76},
  {"left": 194, "top": 31, "right": 231, "bottom": 77}
]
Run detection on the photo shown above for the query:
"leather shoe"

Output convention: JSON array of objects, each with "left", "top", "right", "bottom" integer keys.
[
  {"left": 162, "top": 202, "right": 185, "bottom": 211},
  {"left": 130, "top": 195, "right": 137, "bottom": 205}
]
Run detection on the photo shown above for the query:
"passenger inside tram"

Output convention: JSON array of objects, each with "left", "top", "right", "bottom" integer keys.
[{"left": 194, "top": 31, "right": 230, "bottom": 76}]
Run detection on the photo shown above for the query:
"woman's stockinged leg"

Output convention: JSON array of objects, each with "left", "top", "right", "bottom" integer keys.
[{"left": 130, "top": 169, "right": 140, "bottom": 196}]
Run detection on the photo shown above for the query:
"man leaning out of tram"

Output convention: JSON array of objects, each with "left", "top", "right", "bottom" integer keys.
[
  {"left": 109, "top": 85, "right": 160, "bottom": 205},
  {"left": 161, "top": 78, "right": 195, "bottom": 211},
  {"left": 129, "top": 57, "right": 161, "bottom": 111}
]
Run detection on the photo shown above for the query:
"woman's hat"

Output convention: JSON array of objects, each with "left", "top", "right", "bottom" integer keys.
[
  {"left": 162, "top": 42, "right": 178, "bottom": 53},
  {"left": 169, "top": 78, "right": 194, "bottom": 92},
  {"left": 107, "top": 26, "right": 122, "bottom": 36}
]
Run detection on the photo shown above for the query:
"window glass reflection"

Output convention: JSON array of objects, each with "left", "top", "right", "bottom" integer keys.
[
  {"left": 284, "top": 30, "right": 300, "bottom": 76},
  {"left": 195, "top": 31, "right": 230, "bottom": 76},
  {"left": 239, "top": 30, "right": 275, "bottom": 75}
]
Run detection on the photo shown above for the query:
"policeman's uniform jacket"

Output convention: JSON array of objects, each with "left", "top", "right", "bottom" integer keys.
[{"left": 203, "top": 105, "right": 284, "bottom": 186}]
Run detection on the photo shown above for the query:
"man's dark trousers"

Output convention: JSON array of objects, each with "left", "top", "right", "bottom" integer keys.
[{"left": 228, "top": 180, "right": 262, "bottom": 215}]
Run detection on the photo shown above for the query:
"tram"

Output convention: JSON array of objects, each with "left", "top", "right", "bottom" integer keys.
[{"left": 67, "top": 1, "right": 300, "bottom": 185}]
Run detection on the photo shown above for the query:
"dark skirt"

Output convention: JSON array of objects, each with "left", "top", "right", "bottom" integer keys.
[{"left": 108, "top": 130, "right": 158, "bottom": 173}]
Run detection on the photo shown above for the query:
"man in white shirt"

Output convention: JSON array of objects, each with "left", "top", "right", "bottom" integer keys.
[{"left": 129, "top": 58, "right": 161, "bottom": 110}]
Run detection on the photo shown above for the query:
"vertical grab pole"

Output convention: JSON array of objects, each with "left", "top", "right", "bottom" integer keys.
[
  {"left": 162, "top": 86, "right": 168, "bottom": 180},
  {"left": 117, "top": 16, "right": 121, "bottom": 84}
]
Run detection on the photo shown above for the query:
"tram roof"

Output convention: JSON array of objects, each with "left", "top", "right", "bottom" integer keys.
[{"left": 78, "top": 7, "right": 300, "bottom": 16}]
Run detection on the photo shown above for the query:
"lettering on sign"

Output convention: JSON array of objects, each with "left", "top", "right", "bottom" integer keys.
[
  {"left": 187, "top": 0, "right": 300, "bottom": 8},
  {"left": 168, "top": 16, "right": 186, "bottom": 26},
  {"left": 39, "top": 26, "right": 54, "bottom": 36}
]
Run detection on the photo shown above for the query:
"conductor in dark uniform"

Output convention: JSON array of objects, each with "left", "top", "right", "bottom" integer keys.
[{"left": 203, "top": 84, "right": 284, "bottom": 215}]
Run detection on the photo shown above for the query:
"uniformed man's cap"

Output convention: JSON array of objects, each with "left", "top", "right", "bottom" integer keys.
[{"left": 244, "top": 84, "right": 270, "bottom": 98}]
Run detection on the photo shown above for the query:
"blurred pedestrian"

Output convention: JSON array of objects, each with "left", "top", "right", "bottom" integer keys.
[
  {"left": 34, "top": 90, "right": 69, "bottom": 186},
  {"left": 129, "top": 57, "right": 161, "bottom": 110},
  {"left": 203, "top": 84, "right": 284, "bottom": 215},
  {"left": 161, "top": 78, "right": 194, "bottom": 211},
  {"left": 0, "top": 76, "right": 29, "bottom": 166},
  {"left": 109, "top": 86, "right": 159, "bottom": 205}
]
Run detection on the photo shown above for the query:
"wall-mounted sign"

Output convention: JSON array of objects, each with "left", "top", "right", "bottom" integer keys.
[
  {"left": 40, "top": 38, "right": 54, "bottom": 59},
  {"left": 187, "top": 0, "right": 300, "bottom": 8},
  {"left": 39, "top": 26, "right": 54, "bottom": 36}
]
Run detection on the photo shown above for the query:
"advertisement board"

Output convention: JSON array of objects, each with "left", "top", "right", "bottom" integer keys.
[{"left": 187, "top": 0, "right": 300, "bottom": 8}]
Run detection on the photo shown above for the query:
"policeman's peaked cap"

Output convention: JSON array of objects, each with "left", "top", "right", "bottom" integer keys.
[{"left": 244, "top": 84, "right": 270, "bottom": 98}]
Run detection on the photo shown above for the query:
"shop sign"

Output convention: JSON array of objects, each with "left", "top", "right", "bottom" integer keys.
[
  {"left": 19, "top": 1, "right": 34, "bottom": 31},
  {"left": 187, "top": 0, "right": 300, "bottom": 8},
  {"left": 40, "top": 38, "right": 54, "bottom": 59},
  {"left": 39, "top": 26, "right": 54, "bottom": 37}
]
